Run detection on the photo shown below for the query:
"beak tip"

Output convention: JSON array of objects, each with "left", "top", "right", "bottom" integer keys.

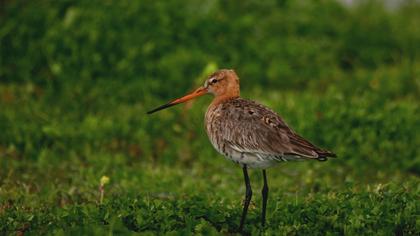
[
  {"left": 146, "top": 102, "right": 175, "bottom": 115},
  {"left": 146, "top": 108, "right": 158, "bottom": 115}
]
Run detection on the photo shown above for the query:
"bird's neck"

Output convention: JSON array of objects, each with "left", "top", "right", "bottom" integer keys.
[{"left": 211, "top": 94, "right": 240, "bottom": 107}]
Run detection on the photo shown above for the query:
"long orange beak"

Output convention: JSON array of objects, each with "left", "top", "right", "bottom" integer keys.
[{"left": 147, "top": 87, "right": 208, "bottom": 114}]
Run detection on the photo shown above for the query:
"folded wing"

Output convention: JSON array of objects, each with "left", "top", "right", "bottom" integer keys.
[{"left": 218, "top": 98, "right": 336, "bottom": 161}]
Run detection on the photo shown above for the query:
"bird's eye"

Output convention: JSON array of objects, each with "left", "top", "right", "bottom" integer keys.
[{"left": 209, "top": 78, "right": 218, "bottom": 84}]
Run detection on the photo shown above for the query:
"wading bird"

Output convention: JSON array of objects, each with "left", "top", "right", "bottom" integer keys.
[{"left": 147, "top": 69, "right": 336, "bottom": 232}]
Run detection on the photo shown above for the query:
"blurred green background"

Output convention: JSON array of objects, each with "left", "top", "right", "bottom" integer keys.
[{"left": 0, "top": 0, "right": 419, "bottom": 235}]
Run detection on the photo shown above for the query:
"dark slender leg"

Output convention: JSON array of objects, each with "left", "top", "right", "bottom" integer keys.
[
  {"left": 239, "top": 165, "right": 252, "bottom": 232},
  {"left": 261, "top": 169, "right": 269, "bottom": 228}
]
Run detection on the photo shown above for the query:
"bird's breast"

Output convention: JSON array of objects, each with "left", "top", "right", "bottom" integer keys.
[
  {"left": 204, "top": 104, "right": 224, "bottom": 152},
  {"left": 204, "top": 100, "right": 290, "bottom": 169}
]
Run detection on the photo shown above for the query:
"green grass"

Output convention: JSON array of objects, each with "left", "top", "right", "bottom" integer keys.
[{"left": 1, "top": 0, "right": 419, "bottom": 235}]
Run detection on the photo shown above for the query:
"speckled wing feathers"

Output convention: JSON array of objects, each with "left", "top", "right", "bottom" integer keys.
[{"left": 205, "top": 98, "right": 336, "bottom": 163}]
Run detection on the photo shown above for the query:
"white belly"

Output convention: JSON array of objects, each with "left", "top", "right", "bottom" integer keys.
[
  {"left": 208, "top": 138, "right": 278, "bottom": 169},
  {"left": 223, "top": 151, "right": 278, "bottom": 169}
]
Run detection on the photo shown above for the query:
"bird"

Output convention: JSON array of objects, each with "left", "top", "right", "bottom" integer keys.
[{"left": 147, "top": 69, "right": 336, "bottom": 232}]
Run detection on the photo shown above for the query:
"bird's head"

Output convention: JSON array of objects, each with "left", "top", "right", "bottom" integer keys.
[
  {"left": 147, "top": 69, "right": 240, "bottom": 114},
  {"left": 204, "top": 69, "right": 240, "bottom": 97}
]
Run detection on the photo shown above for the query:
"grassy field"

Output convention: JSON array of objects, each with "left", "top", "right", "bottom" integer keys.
[{"left": 1, "top": 0, "right": 419, "bottom": 235}]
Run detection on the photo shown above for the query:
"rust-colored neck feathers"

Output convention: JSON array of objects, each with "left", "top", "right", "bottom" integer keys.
[{"left": 209, "top": 70, "right": 240, "bottom": 106}]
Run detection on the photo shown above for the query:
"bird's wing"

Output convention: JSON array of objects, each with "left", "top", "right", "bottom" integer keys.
[{"left": 219, "top": 98, "right": 335, "bottom": 161}]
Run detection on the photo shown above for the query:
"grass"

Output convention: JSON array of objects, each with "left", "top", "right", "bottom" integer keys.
[{"left": 1, "top": 0, "right": 419, "bottom": 235}]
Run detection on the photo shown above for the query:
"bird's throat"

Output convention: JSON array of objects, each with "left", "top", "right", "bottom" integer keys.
[{"left": 211, "top": 94, "right": 240, "bottom": 107}]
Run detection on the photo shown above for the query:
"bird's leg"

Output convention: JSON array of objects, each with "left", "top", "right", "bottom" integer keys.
[
  {"left": 261, "top": 169, "right": 269, "bottom": 228},
  {"left": 239, "top": 165, "right": 252, "bottom": 232}
]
